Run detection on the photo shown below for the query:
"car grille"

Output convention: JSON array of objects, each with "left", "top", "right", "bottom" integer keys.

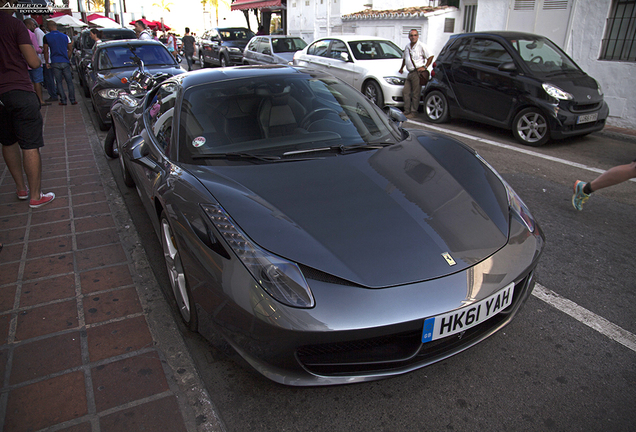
[
  {"left": 296, "top": 271, "right": 535, "bottom": 376},
  {"left": 570, "top": 102, "right": 602, "bottom": 113}
]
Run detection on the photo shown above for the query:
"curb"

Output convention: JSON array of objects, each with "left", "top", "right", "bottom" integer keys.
[{"left": 79, "top": 99, "right": 227, "bottom": 432}]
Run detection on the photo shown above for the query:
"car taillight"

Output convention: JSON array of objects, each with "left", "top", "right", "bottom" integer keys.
[
  {"left": 432, "top": 61, "right": 437, "bottom": 68},
  {"left": 431, "top": 70, "right": 436, "bottom": 77}
]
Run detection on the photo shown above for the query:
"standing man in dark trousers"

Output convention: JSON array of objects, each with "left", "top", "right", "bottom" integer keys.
[
  {"left": 43, "top": 20, "right": 76, "bottom": 106},
  {"left": 182, "top": 27, "right": 196, "bottom": 71},
  {"left": 399, "top": 29, "right": 433, "bottom": 119},
  {"left": 0, "top": 0, "right": 55, "bottom": 208}
]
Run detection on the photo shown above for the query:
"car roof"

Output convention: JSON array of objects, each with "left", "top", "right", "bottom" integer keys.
[
  {"left": 94, "top": 39, "right": 165, "bottom": 48},
  {"left": 175, "top": 65, "right": 331, "bottom": 89},
  {"left": 312, "top": 34, "right": 394, "bottom": 43},
  {"left": 82, "top": 27, "right": 136, "bottom": 34},
  {"left": 456, "top": 31, "right": 551, "bottom": 40}
]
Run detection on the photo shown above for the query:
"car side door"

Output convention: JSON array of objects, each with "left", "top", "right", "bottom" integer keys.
[
  {"left": 296, "top": 39, "right": 332, "bottom": 70},
  {"left": 132, "top": 81, "right": 179, "bottom": 217},
  {"left": 257, "top": 38, "right": 275, "bottom": 64},
  {"left": 323, "top": 39, "right": 356, "bottom": 86},
  {"left": 448, "top": 37, "right": 520, "bottom": 123}
]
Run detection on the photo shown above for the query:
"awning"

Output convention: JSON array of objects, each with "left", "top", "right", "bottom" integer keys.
[{"left": 231, "top": 0, "right": 283, "bottom": 11}]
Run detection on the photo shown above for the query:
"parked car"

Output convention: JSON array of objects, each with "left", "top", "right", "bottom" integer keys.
[
  {"left": 293, "top": 35, "right": 408, "bottom": 108},
  {"left": 84, "top": 39, "right": 183, "bottom": 130},
  {"left": 198, "top": 27, "right": 255, "bottom": 67},
  {"left": 243, "top": 35, "right": 307, "bottom": 65},
  {"left": 74, "top": 27, "right": 137, "bottom": 94},
  {"left": 422, "top": 31, "right": 609, "bottom": 146},
  {"left": 109, "top": 65, "right": 544, "bottom": 386}
]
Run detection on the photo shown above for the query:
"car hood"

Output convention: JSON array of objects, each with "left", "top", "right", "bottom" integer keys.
[
  {"left": 223, "top": 40, "right": 250, "bottom": 49},
  {"left": 194, "top": 132, "right": 510, "bottom": 288},
  {"left": 545, "top": 73, "right": 603, "bottom": 103},
  {"left": 354, "top": 58, "right": 407, "bottom": 78},
  {"left": 96, "top": 65, "right": 184, "bottom": 87}
]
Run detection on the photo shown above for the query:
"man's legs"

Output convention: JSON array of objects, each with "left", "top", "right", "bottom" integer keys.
[
  {"left": 51, "top": 64, "right": 67, "bottom": 104},
  {"left": 402, "top": 73, "right": 414, "bottom": 114},
  {"left": 43, "top": 65, "right": 58, "bottom": 100},
  {"left": 408, "top": 75, "right": 421, "bottom": 115},
  {"left": 186, "top": 53, "right": 193, "bottom": 71},
  {"left": 61, "top": 63, "right": 76, "bottom": 103},
  {"left": 590, "top": 161, "right": 636, "bottom": 192},
  {"left": 2, "top": 143, "right": 29, "bottom": 193}
]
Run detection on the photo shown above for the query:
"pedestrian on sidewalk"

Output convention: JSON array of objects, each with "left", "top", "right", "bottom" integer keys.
[
  {"left": 134, "top": 20, "right": 152, "bottom": 40},
  {"left": 399, "top": 29, "right": 433, "bottom": 119},
  {"left": 43, "top": 21, "right": 77, "bottom": 106},
  {"left": 182, "top": 27, "right": 195, "bottom": 71},
  {"left": 39, "top": 23, "right": 58, "bottom": 102},
  {"left": 572, "top": 160, "right": 636, "bottom": 210},
  {"left": 23, "top": 18, "right": 49, "bottom": 106},
  {"left": 0, "top": 4, "right": 55, "bottom": 208},
  {"left": 89, "top": 28, "right": 102, "bottom": 45}
]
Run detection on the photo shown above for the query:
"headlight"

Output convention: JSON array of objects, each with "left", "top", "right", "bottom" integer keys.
[
  {"left": 477, "top": 155, "right": 536, "bottom": 233},
  {"left": 542, "top": 83, "right": 573, "bottom": 101},
  {"left": 596, "top": 80, "right": 603, "bottom": 96},
  {"left": 97, "top": 88, "right": 125, "bottom": 99},
  {"left": 229, "top": 47, "right": 242, "bottom": 52},
  {"left": 202, "top": 204, "right": 315, "bottom": 308},
  {"left": 384, "top": 76, "right": 406, "bottom": 85}
]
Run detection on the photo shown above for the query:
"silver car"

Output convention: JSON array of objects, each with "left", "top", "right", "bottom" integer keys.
[
  {"left": 243, "top": 35, "right": 308, "bottom": 65},
  {"left": 293, "top": 35, "right": 408, "bottom": 107}
]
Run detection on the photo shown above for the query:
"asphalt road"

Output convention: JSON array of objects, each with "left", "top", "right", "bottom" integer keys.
[{"left": 86, "top": 68, "right": 636, "bottom": 431}]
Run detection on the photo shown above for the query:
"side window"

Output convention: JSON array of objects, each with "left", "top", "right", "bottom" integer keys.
[
  {"left": 453, "top": 37, "right": 472, "bottom": 61},
  {"left": 148, "top": 82, "right": 178, "bottom": 154},
  {"left": 307, "top": 40, "right": 330, "bottom": 57},
  {"left": 468, "top": 38, "right": 513, "bottom": 67},
  {"left": 329, "top": 40, "right": 348, "bottom": 59},
  {"left": 248, "top": 38, "right": 258, "bottom": 51}
]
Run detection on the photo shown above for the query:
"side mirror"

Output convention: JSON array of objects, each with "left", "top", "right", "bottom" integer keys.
[
  {"left": 263, "top": 48, "right": 271, "bottom": 55},
  {"left": 340, "top": 52, "right": 350, "bottom": 62},
  {"left": 498, "top": 61, "right": 517, "bottom": 72},
  {"left": 384, "top": 106, "right": 407, "bottom": 125},
  {"left": 124, "top": 136, "right": 160, "bottom": 173}
]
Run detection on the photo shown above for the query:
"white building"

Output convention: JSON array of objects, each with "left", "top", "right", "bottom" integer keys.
[{"left": 287, "top": 0, "right": 635, "bottom": 129}]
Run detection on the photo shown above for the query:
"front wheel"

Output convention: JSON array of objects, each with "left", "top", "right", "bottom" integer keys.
[
  {"left": 118, "top": 144, "right": 135, "bottom": 187},
  {"left": 362, "top": 80, "right": 384, "bottom": 107},
  {"left": 220, "top": 55, "right": 228, "bottom": 67},
  {"left": 423, "top": 90, "right": 450, "bottom": 123},
  {"left": 512, "top": 107, "right": 550, "bottom": 146},
  {"left": 104, "top": 127, "right": 118, "bottom": 158},
  {"left": 160, "top": 212, "right": 197, "bottom": 331}
]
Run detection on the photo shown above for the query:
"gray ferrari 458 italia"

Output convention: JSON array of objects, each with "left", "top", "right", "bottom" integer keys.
[{"left": 109, "top": 65, "right": 545, "bottom": 386}]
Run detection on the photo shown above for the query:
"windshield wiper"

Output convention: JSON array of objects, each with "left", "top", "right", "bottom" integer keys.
[
  {"left": 192, "top": 152, "right": 281, "bottom": 161},
  {"left": 545, "top": 69, "right": 582, "bottom": 77},
  {"left": 338, "top": 142, "right": 395, "bottom": 153}
]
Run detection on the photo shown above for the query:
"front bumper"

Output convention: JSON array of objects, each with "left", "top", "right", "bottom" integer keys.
[
  {"left": 541, "top": 100, "right": 610, "bottom": 140},
  {"left": 186, "top": 211, "right": 545, "bottom": 386}
]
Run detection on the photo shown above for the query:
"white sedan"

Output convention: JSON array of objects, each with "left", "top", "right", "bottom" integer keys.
[{"left": 293, "top": 35, "right": 408, "bottom": 108}]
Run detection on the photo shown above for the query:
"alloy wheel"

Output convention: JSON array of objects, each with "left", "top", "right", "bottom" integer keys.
[{"left": 161, "top": 218, "right": 191, "bottom": 323}]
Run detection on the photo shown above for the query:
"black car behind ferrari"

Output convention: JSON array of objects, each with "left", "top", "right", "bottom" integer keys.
[
  {"left": 85, "top": 39, "right": 184, "bottom": 130},
  {"left": 198, "top": 27, "right": 255, "bottom": 67},
  {"left": 108, "top": 65, "right": 544, "bottom": 385},
  {"left": 423, "top": 31, "right": 609, "bottom": 146},
  {"left": 74, "top": 27, "right": 137, "bottom": 94}
]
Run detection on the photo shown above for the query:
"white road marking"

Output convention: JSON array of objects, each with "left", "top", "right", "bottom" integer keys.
[
  {"left": 409, "top": 120, "right": 636, "bottom": 353},
  {"left": 533, "top": 284, "right": 636, "bottom": 353},
  {"left": 410, "top": 120, "right": 636, "bottom": 183}
]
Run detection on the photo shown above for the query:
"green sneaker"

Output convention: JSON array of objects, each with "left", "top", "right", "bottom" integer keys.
[{"left": 572, "top": 180, "right": 590, "bottom": 211}]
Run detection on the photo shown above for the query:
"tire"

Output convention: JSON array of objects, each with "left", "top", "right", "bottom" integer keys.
[
  {"left": 512, "top": 107, "right": 550, "bottom": 146},
  {"left": 118, "top": 145, "right": 135, "bottom": 187},
  {"left": 96, "top": 110, "right": 109, "bottom": 131},
  {"left": 423, "top": 90, "right": 450, "bottom": 123},
  {"left": 160, "top": 212, "right": 198, "bottom": 331},
  {"left": 104, "top": 127, "right": 118, "bottom": 158},
  {"left": 363, "top": 80, "right": 384, "bottom": 107},
  {"left": 82, "top": 79, "right": 90, "bottom": 98},
  {"left": 220, "top": 55, "right": 228, "bottom": 67},
  {"left": 199, "top": 52, "right": 207, "bottom": 68}
]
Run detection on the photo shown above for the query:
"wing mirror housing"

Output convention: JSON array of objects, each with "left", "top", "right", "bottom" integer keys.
[
  {"left": 384, "top": 106, "right": 407, "bottom": 126},
  {"left": 124, "top": 135, "right": 160, "bottom": 173},
  {"left": 498, "top": 61, "right": 517, "bottom": 72}
]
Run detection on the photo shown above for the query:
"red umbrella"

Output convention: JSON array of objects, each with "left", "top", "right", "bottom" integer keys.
[
  {"left": 129, "top": 18, "right": 154, "bottom": 27},
  {"left": 150, "top": 20, "right": 171, "bottom": 31}
]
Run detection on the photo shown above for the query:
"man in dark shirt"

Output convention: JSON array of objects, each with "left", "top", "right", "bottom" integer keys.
[
  {"left": 182, "top": 27, "right": 196, "bottom": 71},
  {"left": 0, "top": 2, "right": 55, "bottom": 208},
  {"left": 43, "top": 20, "right": 76, "bottom": 105}
]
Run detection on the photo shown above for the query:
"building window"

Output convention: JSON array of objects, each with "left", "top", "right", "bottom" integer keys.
[
  {"left": 600, "top": 0, "right": 636, "bottom": 61},
  {"left": 463, "top": 4, "right": 477, "bottom": 32},
  {"left": 444, "top": 18, "right": 455, "bottom": 33}
]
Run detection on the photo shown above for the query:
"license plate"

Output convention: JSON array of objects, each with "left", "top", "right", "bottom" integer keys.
[
  {"left": 576, "top": 113, "right": 598, "bottom": 124},
  {"left": 422, "top": 282, "right": 515, "bottom": 343}
]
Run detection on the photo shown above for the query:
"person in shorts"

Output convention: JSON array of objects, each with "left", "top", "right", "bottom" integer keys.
[
  {"left": 23, "top": 18, "right": 49, "bottom": 106},
  {"left": 0, "top": 3, "right": 55, "bottom": 208}
]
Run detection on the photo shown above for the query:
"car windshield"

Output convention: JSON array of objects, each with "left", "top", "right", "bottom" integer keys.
[
  {"left": 348, "top": 40, "right": 403, "bottom": 60},
  {"left": 218, "top": 28, "right": 255, "bottom": 41},
  {"left": 508, "top": 37, "right": 581, "bottom": 74},
  {"left": 96, "top": 44, "right": 175, "bottom": 70},
  {"left": 178, "top": 71, "right": 403, "bottom": 164},
  {"left": 272, "top": 37, "right": 307, "bottom": 53}
]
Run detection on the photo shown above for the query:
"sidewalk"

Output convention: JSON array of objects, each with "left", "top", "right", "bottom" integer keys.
[{"left": 0, "top": 101, "right": 225, "bottom": 431}]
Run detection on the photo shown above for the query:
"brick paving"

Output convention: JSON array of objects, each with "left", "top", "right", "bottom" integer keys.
[{"left": 0, "top": 102, "right": 224, "bottom": 432}]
